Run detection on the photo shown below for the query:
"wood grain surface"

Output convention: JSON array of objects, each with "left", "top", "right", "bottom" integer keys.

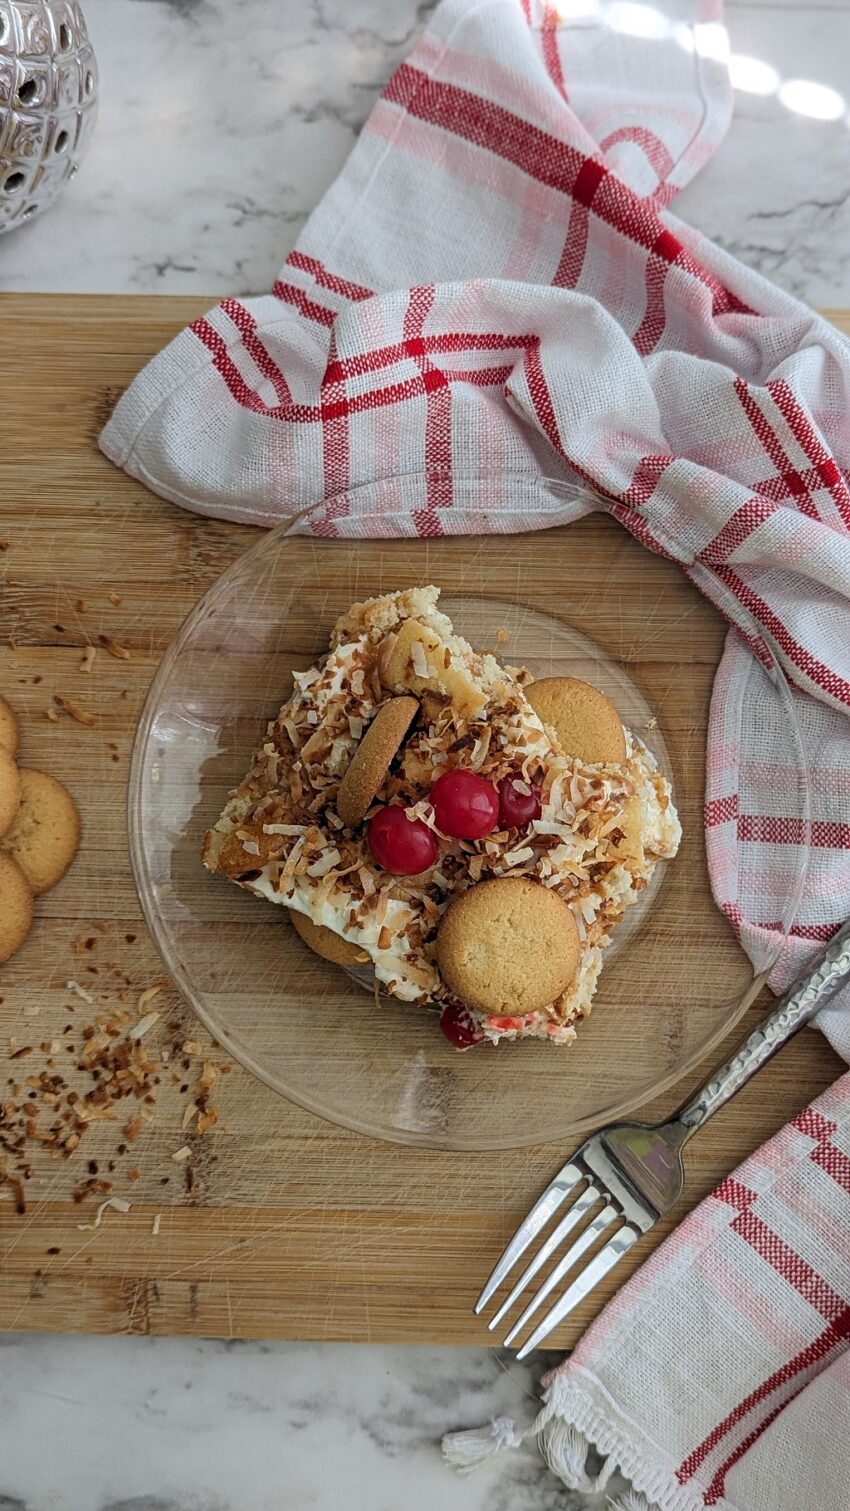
[{"left": 0, "top": 294, "right": 845, "bottom": 1347}]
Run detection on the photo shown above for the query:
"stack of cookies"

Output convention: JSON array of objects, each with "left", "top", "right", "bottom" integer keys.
[{"left": 0, "top": 695, "right": 81, "bottom": 965}]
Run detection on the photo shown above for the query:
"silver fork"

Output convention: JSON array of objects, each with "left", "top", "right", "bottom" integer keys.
[{"left": 477, "top": 919, "right": 850, "bottom": 1359}]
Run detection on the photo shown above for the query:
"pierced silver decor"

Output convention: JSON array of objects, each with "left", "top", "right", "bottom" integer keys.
[{"left": 0, "top": 0, "right": 97, "bottom": 235}]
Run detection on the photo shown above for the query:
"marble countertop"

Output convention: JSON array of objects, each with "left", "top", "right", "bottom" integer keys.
[{"left": 2, "top": 2, "right": 850, "bottom": 1508}]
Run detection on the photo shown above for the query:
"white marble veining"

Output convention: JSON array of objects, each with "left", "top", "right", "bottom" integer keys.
[
  {"left": 0, "top": 0, "right": 849, "bottom": 307},
  {"left": 0, "top": 1336, "right": 598, "bottom": 1511},
  {"left": 2, "top": 4, "right": 848, "bottom": 1508}
]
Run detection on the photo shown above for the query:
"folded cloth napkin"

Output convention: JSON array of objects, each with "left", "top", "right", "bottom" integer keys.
[
  {"left": 101, "top": 0, "right": 850, "bottom": 1059},
  {"left": 444, "top": 1072, "right": 850, "bottom": 1510},
  {"left": 100, "top": 1, "right": 850, "bottom": 1501}
]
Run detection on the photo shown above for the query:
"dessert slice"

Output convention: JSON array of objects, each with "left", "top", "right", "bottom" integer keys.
[{"left": 203, "top": 587, "right": 681, "bottom": 1047}]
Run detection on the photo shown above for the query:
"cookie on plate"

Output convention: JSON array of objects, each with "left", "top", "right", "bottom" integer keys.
[
  {"left": 0, "top": 769, "right": 80, "bottom": 894},
  {"left": 0, "top": 745, "right": 22, "bottom": 839},
  {"left": 526, "top": 676, "right": 626, "bottom": 766},
  {"left": 436, "top": 876, "right": 580, "bottom": 1016},
  {"left": 0, "top": 696, "right": 19, "bottom": 757},
  {"left": 336, "top": 695, "right": 418, "bottom": 828},
  {"left": 291, "top": 909, "right": 370, "bottom": 967},
  {"left": 0, "top": 852, "right": 34, "bottom": 964}
]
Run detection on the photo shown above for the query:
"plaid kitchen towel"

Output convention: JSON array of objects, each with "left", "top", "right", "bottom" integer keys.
[
  {"left": 444, "top": 1071, "right": 850, "bottom": 1510},
  {"left": 100, "top": 0, "right": 850, "bottom": 1056}
]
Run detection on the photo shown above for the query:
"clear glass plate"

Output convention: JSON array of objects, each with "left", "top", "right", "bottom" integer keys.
[{"left": 129, "top": 473, "right": 808, "bottom": 1150}]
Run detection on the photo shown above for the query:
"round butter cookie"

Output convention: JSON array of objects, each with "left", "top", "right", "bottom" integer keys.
[
  {"left": 436, "top": 876, "right": 580, "bottom": 1016},
  {"left": 1, "top": 769, "right": 80, "bottom": 894},
  {"left": 291, "top": 910, "right": 370, "bottom": 967},
  {"left": 0, "top": 746, "right": 22, "bottom": 839},
  {"left": 526, "top": 677, "right": 626, "bottom": 765},
  {"left": 336, "top": 695, "right": 418, "bottom": 828},
  {"left": 0, "top": 853, "right": 34, "bottom": 964},
  {"left": 0, "top": 696, "right": 20, "bottom": 757}
]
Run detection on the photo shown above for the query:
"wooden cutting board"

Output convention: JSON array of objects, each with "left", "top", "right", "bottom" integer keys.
[{"left": 0, "top": 293, "right": 844, "bottom": 1346}]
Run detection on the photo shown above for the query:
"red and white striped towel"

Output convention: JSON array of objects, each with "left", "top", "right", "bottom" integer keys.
[{"left": 100, "top": 2, "right": 850, "bottom": 1502}]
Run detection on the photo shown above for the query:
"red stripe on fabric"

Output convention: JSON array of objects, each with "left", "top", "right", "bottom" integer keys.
[
  {"left": 701, "top": 497, "right": 780, "bottom": 565},
  {"left": 599, "top": 124, "right": 674, "bottom": 187},
  {"left": 632, "top": 253, "right": 669, "bottom": 355},
  {"left": 677, "top": 1309, "right": 850, "bottom": 1483},
  {"left": 812, "top": 1140, "right": 850, "bottom": 1194},
  {"left": 766, "top": 378, "right": 850, "bottom": 529},
  {"left": 285, "top": 249, "right": 374, "bottom": 302},
  {"left": 320, "top": 330, "right": 350, "bottom": 504},
  {"left": 793, "top": 1107, "right": 839, "bottom": 1140},
  {"left": 722, "top": 900, "right": 743, "bottom": 938},
  {"left": 738, "top": 814, "right": 850, "bottom": 848},
  {"left": 705, "top": 794, "right": 738, "bottom": 827},
  {"left": 219, "top": 298, "right": 292, "bottom": 405},
  {"left": 523, "top": 340, "right": 563, "bottom": 453},
  {"left": 620, "top": 454, "right": 674, "bottom": 507},
  {"left": 382, "top": 64, "right": 751, "bottom": 315},
  {"left": 404, "top": 285, "right": 449, "bottom": 538},
  {"left": 271, "top": 279, "right": 337, "bottom": 328},
  {"left": 621, "top": 455, "right": 675, "bottom": 507},
  {"left": 711, "top": 564, "right": 850, "bottom": 705},
  {"left": 519, "top": 0, "right": 532, "bottom": 22},
  {"left": 713, "top": 1176, "right": 757, "bottom": 1212},
  {"left": 732, "top": 1207, "right": 847, "bottom": 1320},
  {"left": 757, "top": 463, "right": 850, "bottom": 507},
  {"left": 541, "top": 5, "right": 567, "bottom": 99},
  {"left": 190, "top": 317, "right": 312, "bottom": 421},
  {"left": 325, "top": 331, "right": 533, "bottom": 383},
  {"left": 552, "top": 200, "right": 589, "bottom": 288},
  {"left": 733, "top": 378, "right": 820, "bottom": 521},
  {"left": 702, "top": 1386, "right": 809, "bottom": 1506}
]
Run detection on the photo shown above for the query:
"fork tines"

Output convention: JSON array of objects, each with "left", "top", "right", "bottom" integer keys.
[{"left": 476, "top": 1154, "right": 640, "bottom": 1359}]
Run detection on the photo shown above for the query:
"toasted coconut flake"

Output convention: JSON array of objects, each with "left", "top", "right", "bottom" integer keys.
[
  {"left": 66, "top": 980, "right": 94, "bottom": 1005},
  {"left": 77, "top": 1196, "right": 131, "bottom": 1231},
  {"left": 79, "top": 645, "right": 96, "bottom": 674},
  {"left": 411, "top": 639, "right": 430, "bottom": 679},
  {"left": 138, "top": 986, "right": 164, "bottom": 1013},
  {"left": 45, "top": 707, "right": 60, "bottom": 722},
  {"left": 305, "top": 710, "right": 319, "bottom": 726},
  {"left": 152, "top": 1214, "right": 161, "bottom": 1236},
  {"left": 55, "top": 695, "right": 96, "bottom": 726},
  {"left": 171, "top": 1146, "right": 192, "bottom": 1163},
  {"left": 503, "top": 846, "right": 534, "bottom": 868},
  {"left": 348, "top": 716, "right": 364, "bottom": 740},
  {"left": 358, "top": 865, "right": 376, "bottom": 898},
  {"left": 307, "top": 849, "right": 340, "bottom": 878},
  {"left": 128, "top": 1012, "right": 161, "bottom": 1042},
  {"left": 182, "top": 1041, "right": 201, "bottom": 1056},
  {"left": 99, "top": 635, "right": 131, "bottom": 661},
  {"left": 263, "top": 823, "right": 306, "bottom": 837},
  {"left": 182, "top": 1103, "right": 198, "bottom": 1130},
  {"left": 350, "top": 669, "right": 365, "bottom": 697},
  {"left": 197, "top": 1108, "right": 218, "bottom": 1134},
  {"left": 241, "top": 840, "right": 260, "bottom": 857}
]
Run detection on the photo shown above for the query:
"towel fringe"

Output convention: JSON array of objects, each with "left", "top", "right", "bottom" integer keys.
[{"left": 442, "top": 1413, "right": 528, "bottom": 1472}]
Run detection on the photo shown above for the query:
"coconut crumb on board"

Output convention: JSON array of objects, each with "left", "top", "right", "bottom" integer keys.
[
  {"left": 66, "top": 980, "right": 94, "bottom": 1004},
  {"left": 171, "top": 1146, "right": 192, "bottom": 1163},
  {"left": 152, "top": 1213, "right": 161, "bottom": 1236},
  {"left": 54, "top": 695, "right": 97, "bottom": 726},
  {"left": 99, "top": 634, "right": 131, "bottom": 661},
  {"left": 79, "top": 646, "right": 96, "bottom": 674},
  {"left": 77, "top": 1196, "right": 131, "bottom": 1231}
]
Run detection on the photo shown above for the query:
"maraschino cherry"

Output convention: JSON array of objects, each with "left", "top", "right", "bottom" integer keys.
[
  {"left": 430, "top": 769, "right": 499, "bottom": 840},
  {"left": 439, "top": 1000, "right": 486, "bottom": 1049},
  {"left": 497, "top": 774, "right": 542, "bottom": 829},
  {"left": 367, "top": 806, "right": 437, "bottom": 876}
]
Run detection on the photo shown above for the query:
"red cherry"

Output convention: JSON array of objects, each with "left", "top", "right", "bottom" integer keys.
[
  {"left": 367, "top": 805, "right": 438, "bottom": 876},
  {"left": 497, "top": 774, "right": 542, "bottom": 829},
  {"left": 439, "top": 1001, "right": 486, "bottom": 1050},
  {"left": 430, "top": 769, "right": 499, "bottom": 840}
]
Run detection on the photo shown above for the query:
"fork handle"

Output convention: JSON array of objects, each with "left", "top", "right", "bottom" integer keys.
[{"left": 674, "top": 919, "right": 850, "bottom": 1139}]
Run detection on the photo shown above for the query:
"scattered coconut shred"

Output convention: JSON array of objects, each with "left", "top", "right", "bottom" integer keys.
[{"left": 0, "top": 943, "right": 229, "bottom": 1220}]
